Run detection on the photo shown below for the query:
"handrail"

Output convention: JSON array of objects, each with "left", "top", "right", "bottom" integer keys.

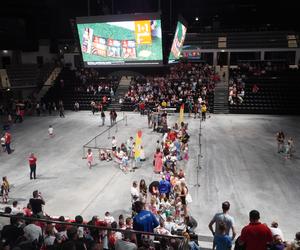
[
  {"left": 83, "top": 115, "right": 126, "bottom": 148},
  {"left": 0, "top": 213, "right": 185, "bottom": 241}
]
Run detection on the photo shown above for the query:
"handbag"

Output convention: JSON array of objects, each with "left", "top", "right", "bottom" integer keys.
[{"left": 186, "top": 193, "right": 193, "bottom": 203}]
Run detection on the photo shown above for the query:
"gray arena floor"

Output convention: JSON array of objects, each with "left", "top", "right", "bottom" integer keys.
[{"left": 1, "top": 111, "right": 300, "bottom": 242}]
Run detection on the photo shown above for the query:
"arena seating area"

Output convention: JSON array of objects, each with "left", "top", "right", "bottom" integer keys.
[
  {"left": 228, "top": 62, "right": 300, "bottom": 114},
  {"left": 6, "top": 63, "right": 55, "bottom": 88},
  {"left": 42, "top": 67, "right": 119, "bottom": 110},
  {"left": 121, "top": 63, "right": 217, "bottom": 113}
]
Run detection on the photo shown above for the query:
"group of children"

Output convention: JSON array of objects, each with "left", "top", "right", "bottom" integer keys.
[
  {"left": 85, "top": 135, "right": 146, "bottom": 172},
  {"left": 276, "top": 130, "right": 295, "bottom": 159},
  {"left": 153, "top": 122, "right": 190, "bottom": 174},
  {"left": 111, "top": 136, "right": 145, "bottom": 173}
]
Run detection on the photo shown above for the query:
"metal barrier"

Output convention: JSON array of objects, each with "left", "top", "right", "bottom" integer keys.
[
  {"left": 82, "top": 114, "right": 127, "bottom": 158},
  {"left": 0, "top": 213, "right": 189, "bottom": 250}
]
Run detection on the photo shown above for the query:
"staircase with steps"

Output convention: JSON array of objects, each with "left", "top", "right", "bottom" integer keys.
[
  {"left": 36, "top": 67, "right": 61, "bottom": 101},
  {"left": 107, "top": 76, "right": 131, "bottom": 111},
  {"left": 214, "top": 81, "right": 229, "bottom": 114}
]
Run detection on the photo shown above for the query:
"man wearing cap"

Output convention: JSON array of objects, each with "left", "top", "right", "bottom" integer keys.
[{"left": 208, "top": 201, "right": 236, "bottom": 250}]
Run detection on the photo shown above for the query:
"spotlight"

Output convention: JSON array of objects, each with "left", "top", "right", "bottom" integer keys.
[{"left": 195, "top": 17, "right": 199, "bottom": 21}]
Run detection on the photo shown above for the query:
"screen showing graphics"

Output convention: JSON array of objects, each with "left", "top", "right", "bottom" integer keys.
[
  {"left": 168, "top": 21, "right": 187, "bottom": 63},
  {"left": 77, "top": 17, "right": 163, "bottom": 67}
]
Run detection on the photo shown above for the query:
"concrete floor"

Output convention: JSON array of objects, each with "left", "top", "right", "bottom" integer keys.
[{"left": 1, "top": 111, "right": 300, "bottom": 242}]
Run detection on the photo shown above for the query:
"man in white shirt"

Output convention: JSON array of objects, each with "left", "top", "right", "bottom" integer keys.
[
  {"left": 115, "top": 230, "right": 137, "bottom": 250},
  {"left": 112, "top": 136, "right": 117, "bottom": 151},
  {"left": 269, "top": 221, "right": 284, "bottom": 241},
  {"left": 11, "top": 201, "right": 23, "bottom": 215},
  {"left": 130, "top": 181, "right": 139, "bottom": 204},
  {"left": 24, "top": 219, "right": 42, "bottom": 242}
]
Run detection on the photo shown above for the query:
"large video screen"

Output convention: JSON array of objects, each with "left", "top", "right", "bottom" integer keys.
[
  {"left": 77, "top": 15, "right": 163, "bottom": 67},
  {"left": 168, "top": 21, "right": 187, "bottom": 63}
]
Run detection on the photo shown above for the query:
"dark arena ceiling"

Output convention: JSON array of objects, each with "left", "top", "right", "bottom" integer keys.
[{"left": 0, "top": 0, "right": 298, "bottom": 50}]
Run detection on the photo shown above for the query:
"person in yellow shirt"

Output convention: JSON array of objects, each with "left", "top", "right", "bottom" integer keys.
[
  {"left": 201, "top": 103, "right": 207, "bottom": 121},
  {"left": 161, "top": 100, "right": 167, "bottom": 108}
]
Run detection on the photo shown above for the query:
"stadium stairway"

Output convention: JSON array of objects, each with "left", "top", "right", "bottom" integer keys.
[
  {"left": 213, "top": 81, "right": 229, "bottom": 114},
  {"left": 0, "top": 69, "right": 10, "bottom": 89},
  {"left": 107, "top": 76, "right": 131, "bottom": 111},
  {"left": 36, "top": 67, "right": 62, "bottom": 101}
]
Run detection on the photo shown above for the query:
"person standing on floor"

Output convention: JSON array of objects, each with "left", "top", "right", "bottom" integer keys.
[
  {"left": 58, "top": 100, "right": 65, "bottom": 118},
  {"left": 111, "top": 136, "right": 117, "bottom": 152},
  {"left": 1, "top": 176, "right": 9, "bottom": 203},
  {"left": 153, "top": 148, "right": 163, "bottom": 173},
  {"left": 276, "top": 130, "right": 285, "bottom": 153},
  {"left": 48, "top": 125, "right": 54, "bottom": 138},
  {"left": 29, "top": 190, "right": 45, "bottom": 216},
  {"left": 4, "top": 131, "right": 12, "bottom": 154},
  {"left": 1, "top": 136, "right": 6, "bottom": 152},
  {"left": 113, "top": 110, "right": 117, "bottom": 125},
  {"left": 101, "top": 111, "right": 106, "bottom": 126},
  {"left": 201, "top": 102, "right": 207, "bottom": 121},
  {"left": 208, "top": 201, "right": 236, "bottom": 250},
  {"left": 214, "top": 222, "right": 232, "bottom": 250},
  {"left": 91, "top": 101, "right": 96, "bottom": 115},
  {"left": 28, "top": 153, "right": 37, "bottom": 179},
  {"left": 87, "top": 149, "right": 93, "bottom": 169},
  {"left": 239, "top": 210, "right": 273, "bottom": 250},
  {"left": 110, "top": 110, "right": 114, "bottom": 126}
]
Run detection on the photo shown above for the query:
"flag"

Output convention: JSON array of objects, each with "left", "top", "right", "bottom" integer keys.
[
  {"left": 134, "top": 130, "right": 142, "bottom": 160},
  {"left": 179, "top": 104, "right": 184, "bottom": 123}
]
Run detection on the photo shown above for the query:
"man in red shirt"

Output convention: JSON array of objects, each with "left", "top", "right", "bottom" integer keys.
[
  {"left": 4, "top": 131, "right": 12, "bottom": 154},
  {"left": 239, "top": 210, "right": 273, "bottom": 250},
  {"left": 28, "top": 153, "right": 37, "bottom": 179}
]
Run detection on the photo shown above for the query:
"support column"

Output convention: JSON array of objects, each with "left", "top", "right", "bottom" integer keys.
[
  {"left": 295, "top": 50, "right": 300, "bottom": 65},
  {"left": 260, "top": 51, "right": 265, "bottom": 61},
  {"left": 213, "top": 51, "right": 218, "bottom": 66}
]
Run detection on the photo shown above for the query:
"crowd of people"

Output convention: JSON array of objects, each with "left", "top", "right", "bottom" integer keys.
[
  {"left": 228, "top": 61, "right": 296, "bottom": 106},
  {"left": 0, "top": 99, "right": 66, "bottom": 126},
  {"left": 74, "top": 68, "right": 117, "bottom": 96},
  {"left": 73, "top": 68, "right": 118, "bottom": 113},
  {"left": 122, "top": 63, "right": 218, "bottom": 114},
  {"left": 1, "top": 185, "right": 300, "bottom": 250},
  {"left": 1, "top": 62, "right": 299, "bottom": 250}
]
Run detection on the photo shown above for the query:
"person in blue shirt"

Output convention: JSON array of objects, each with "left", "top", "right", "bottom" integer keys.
[
  {"left": 133, "top": 201, "right": 159, "bottom": 233},
  {"left": 158, "top": 175, "right": 171, "bottom": 198},
  {"left": 214, "top": 222, "right": 232, "bottom": 250}
]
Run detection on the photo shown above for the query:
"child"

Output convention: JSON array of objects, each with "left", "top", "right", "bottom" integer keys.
[
  {"left": 106, "top": 150, "right": 113, "bottom": 161},
  {"left": 1, "top": 136, "right": 6, "bottom": 152},
  {"left": 1, "top": 176, "right": 9, "bottom": 203},
  {"left": 99, "top": 149, "right": 106, "bottom": 161},
  {"left": 87, "top": 149, "right": 93, "bottom": 169},
  {"left": 121, "top": 153, "right": 129, "bottom": 172},
  {"left": 111, "top": 136, "right": 117, "bottom": 152},
  {"left": 140, "top": 145, "right": 145, "bottom": 161},
  {"left": 48, "top": 125, "right": 54, "bottom": 137},
  {"left": 183, "top": 144, "right": 189, "bottom": 161}
]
